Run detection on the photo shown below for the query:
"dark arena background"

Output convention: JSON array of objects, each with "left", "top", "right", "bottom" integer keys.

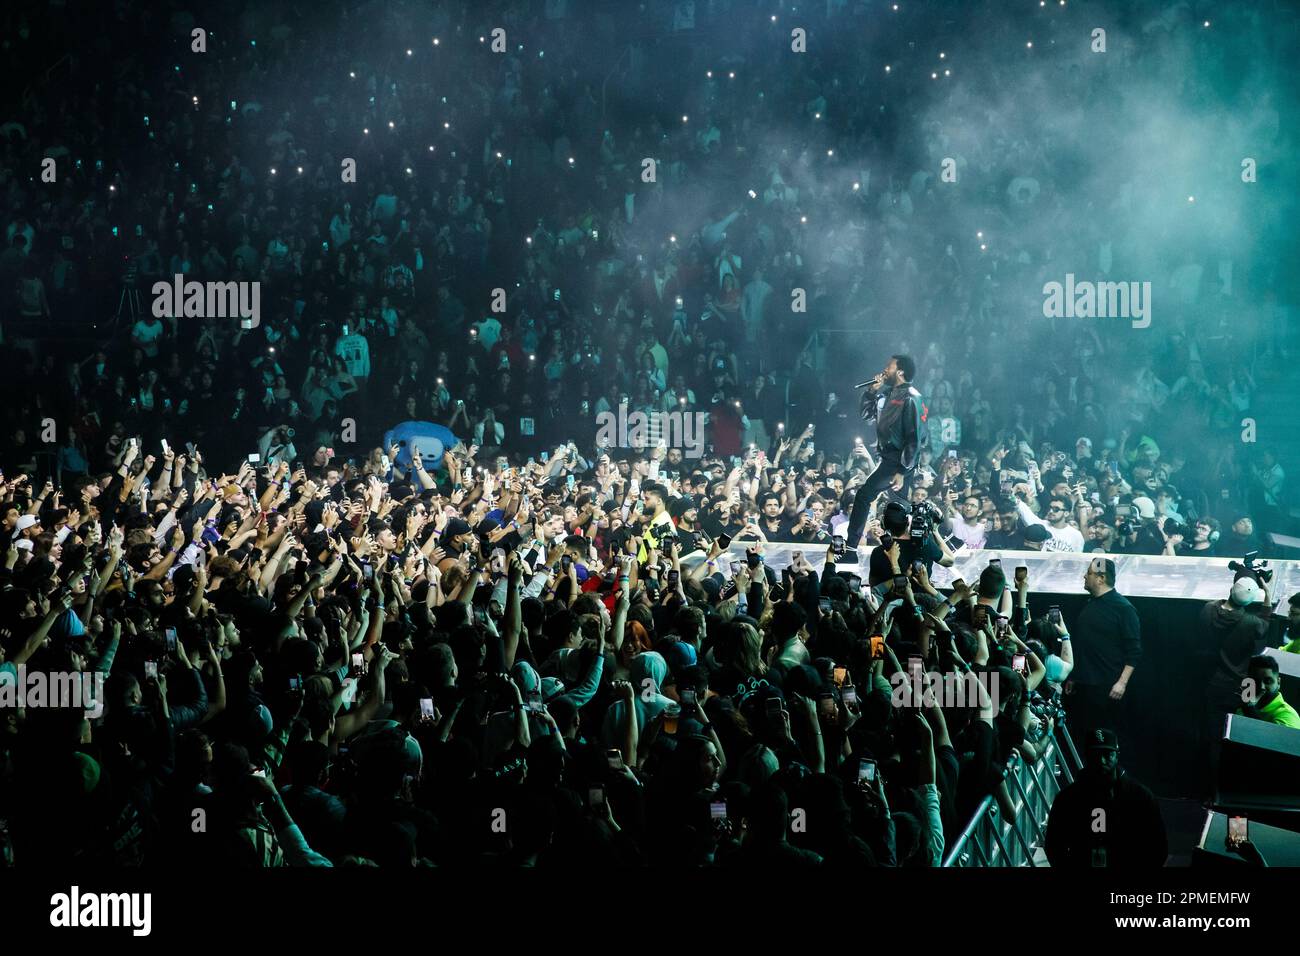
[{"left": 2, "top": 0, "right": 1300, "bottom": 927}]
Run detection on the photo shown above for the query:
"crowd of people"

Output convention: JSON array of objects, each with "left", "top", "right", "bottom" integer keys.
[
  {"left": 3, "top": 429, "right": 1297, "bottom": 866},
  {"left": 0, "top": 429, "right": 1134, "bottom": 866},
  {"left": 0, "top": 0, "right": 1298, "bottom": 866}
]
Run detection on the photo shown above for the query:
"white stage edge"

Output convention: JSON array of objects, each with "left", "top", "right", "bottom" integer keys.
[{"left": 689, "top": 543, "right": 1300, "bottom": 604}]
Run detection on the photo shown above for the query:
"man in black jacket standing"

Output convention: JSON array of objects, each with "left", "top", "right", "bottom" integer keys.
[
  {"left": 1045, "top": 729, "right": 1167, "bottom": 867},
  {"left": 843, "top": 354, "right": 926, "bottom": 558},
  {"left": 1065, "top": 557, "right": 1142, "bottom": 745}
]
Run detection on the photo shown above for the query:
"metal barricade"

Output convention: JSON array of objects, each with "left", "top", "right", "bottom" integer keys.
[{"left": 942, "top": 724, "right": 1081, "bottom": 867}]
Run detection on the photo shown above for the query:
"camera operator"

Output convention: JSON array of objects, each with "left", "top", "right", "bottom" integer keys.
[
  {"left": 866, "top": 500, "right": 954, "bottom": 592},
  {"left": 1128, "top": 496, "right": 1170, "bottom": 556},
  {"left": 1179, "top": 517, "right": 1220, "bottom": 557},
  {"left": 1156, "top": 516, "right": 1194, "bottom": 557},
  {"left": 1200, "top": 573, "right": 1273, "bottom": 789},
  {"left": 1114, "top": 497, "right": 1167, "bottom": 555}
]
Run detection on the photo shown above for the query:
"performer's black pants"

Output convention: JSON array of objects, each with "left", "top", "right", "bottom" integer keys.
[{"left": 844, "top": 453, "right": 907, "bottom": 546}]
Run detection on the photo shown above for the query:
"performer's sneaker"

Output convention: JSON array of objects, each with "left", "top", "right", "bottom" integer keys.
[{"left": 840, "top": 548, "right": 860, "bottom": 564}]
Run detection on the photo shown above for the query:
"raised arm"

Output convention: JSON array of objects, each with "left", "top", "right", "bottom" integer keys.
[{"left": 502, "top": 554, "right": 524, "bottom": 669}]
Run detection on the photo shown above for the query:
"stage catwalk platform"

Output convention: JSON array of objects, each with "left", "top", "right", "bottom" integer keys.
[{"left": 694, "top": 543, "right": 1300, "bottom": 604}]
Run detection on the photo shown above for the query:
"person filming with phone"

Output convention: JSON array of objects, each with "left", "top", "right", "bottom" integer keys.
[{"left": 843, "top": 354, "right": 926, "bottom": 560}]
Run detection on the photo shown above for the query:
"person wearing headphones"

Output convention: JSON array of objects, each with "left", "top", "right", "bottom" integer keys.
[{"left": 1180, "top": 516, "right": 1220, "bottom": 556}]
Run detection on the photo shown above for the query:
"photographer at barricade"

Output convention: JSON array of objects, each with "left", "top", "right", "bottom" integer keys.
[
  {"left": 843, "top": 355, "right": 925, "bottom": 558},
  {"left": 1064, "top": 557, "right": 1141, "bottom": 745},
  {"left": 1045, "top": 729, "right": 1168, "bottom": 868}
]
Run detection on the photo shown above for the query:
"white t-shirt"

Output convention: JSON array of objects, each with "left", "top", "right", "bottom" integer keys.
[
  {"left": 335, "top": 334, "right": 371, "bottom": 378},
  {"left": 475, "top": 317, "right": 502, "bottom": 351},
  {"left": 949, "top": 513, "right": 988, "bottom": 549},
  {"left": 1016, "top": 499, "right": 1084, "bottom": 552},
  {"left": 132, "top": 319, "right": 165, "bottom": 356}
]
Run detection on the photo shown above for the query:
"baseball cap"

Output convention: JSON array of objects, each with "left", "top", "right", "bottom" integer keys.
[
  {"left": 14, "top": 514, "right": 39, "bottom": 534},
  {"left": 443, "top": 517, "right": 472, "bottom": 540},
  {"left": 1022, "top": 524, "right": 1052, "bottom": 544},
  {"left": 668, "top": 496, "right": 695, "bottom": 520},
  {"left": 540, "top": 676, "right": 566, "bottom": 703},
  {"left": 1230, "top": 578, "right": 1266, "bottom": 608},
  {"left": 1088, "top": 728, "right": 1120, "bottom": 751},
  {"left": 881, "top": 500, "right": 911, "bottom": 535},
  {"left": 1131, "top": 496, "right": 1156, "bottom": 520}
]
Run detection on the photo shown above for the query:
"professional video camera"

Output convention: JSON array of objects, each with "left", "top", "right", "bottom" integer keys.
[
  {"left": 1114, "top": 503, "right": 1144, "bottom": 538},
  {"left": 909, "top": 500, "right": 943, "bottom": 539},
  {"left": 1228, "top": 550, "right": 1273, "bottom": 587}
]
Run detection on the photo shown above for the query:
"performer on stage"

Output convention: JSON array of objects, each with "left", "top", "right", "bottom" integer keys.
[{"left": 843, "top": 353, "right": 926, "bottom": 556}]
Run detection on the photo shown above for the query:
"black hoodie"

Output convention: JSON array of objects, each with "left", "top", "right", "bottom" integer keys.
[{"left": 1200, "top": 599, "right": 1268, "bottom": 709}]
